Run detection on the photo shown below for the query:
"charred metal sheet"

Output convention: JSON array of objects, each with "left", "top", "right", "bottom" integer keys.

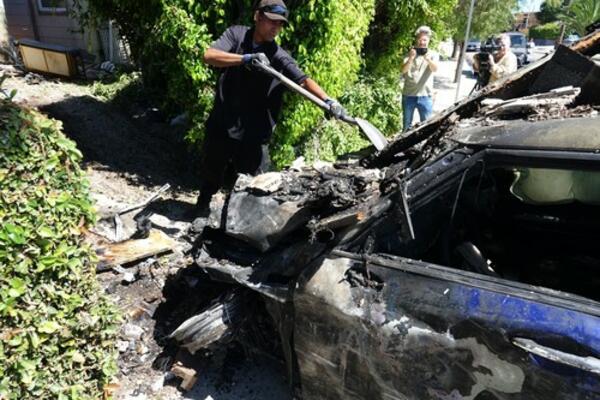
[
  {"left": 452, "top": 116, "right": 600, "bottom": 151},
  {"left": 170, "top": 289, "right": 249, "bottom": 354},
  {"left": 293, "top": 254, "right": 600, "bottom": 399},
  {"left": 225, "top": 191, "right": 311, "bottom": 252},
  {"left": 530, "top": 46, "right": 600, "bottom": 105},
  {"left": 209, "top": 165, "right": 383, "bottom": 252}
]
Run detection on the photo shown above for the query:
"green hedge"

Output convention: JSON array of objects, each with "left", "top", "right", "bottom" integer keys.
[
  {"left": 271, "top": 0, "right": 376, "bottom": 167},
  {"left": 302, "top": 75, "right": 402, "bottom": 162},
  {"left": 0, "top": 99, "right": 119, "bottom": 399},
  {"left": 529, "top": 22, "right": 562, "bottom": 40}
]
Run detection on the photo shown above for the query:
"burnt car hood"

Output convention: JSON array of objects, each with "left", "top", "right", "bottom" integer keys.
[
  {"left": 452, "top": 115, "right": 600, "bottom": 151},
  {"left": 174, "top": 28, "right": 600, "bottom": 400}
]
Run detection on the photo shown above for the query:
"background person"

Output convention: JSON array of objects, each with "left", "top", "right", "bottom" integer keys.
[
  {"left": 401, "top": 25, "right": 439, "bottom": 131},
  {"left": 473, "top": 34, "right": 518, "bottom": 85},
  {"left": 196, "top": 0, "right": 346, "bottom": 214}
]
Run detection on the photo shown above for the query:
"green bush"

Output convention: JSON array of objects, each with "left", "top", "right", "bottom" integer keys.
[
  {"left": 271, "top": 0, "right": 376, "bottom": 167},
  {"left": 76, "top": 0, "right": 459, "bottom": 166},
  {"left": 0, "top": 100, "right": 119, "bottom": 399},
  {"left": 529, "top": 21, "right": 562, "bottom": 40},
  {"left": 302, "top": 75, "right": 402, "bottom": 162},
  {"left": 91, "top": 71, "right": 144, "bottom": 104}
]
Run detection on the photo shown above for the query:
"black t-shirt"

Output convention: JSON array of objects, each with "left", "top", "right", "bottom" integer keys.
[{"left": 207, "top": 25, "right": 307, "bottom": 143}]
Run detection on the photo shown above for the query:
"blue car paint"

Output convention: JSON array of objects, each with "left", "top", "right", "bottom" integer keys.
[{"left": 457, "top": 286, "right": 600, "bottom": 354}]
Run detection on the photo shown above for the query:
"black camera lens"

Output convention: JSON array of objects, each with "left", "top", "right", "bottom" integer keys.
[{"left": 415, "top": 47, "right": 428, "bottom": 56}]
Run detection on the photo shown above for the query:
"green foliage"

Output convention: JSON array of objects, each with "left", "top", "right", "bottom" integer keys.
[
  {"left": 0, "top": 100, "right": 119, "bottom": 399},
  {"left": 364, "top": 0, "right": 457, "bottom": 78},
  {"left": 91, "top": 71, "right": 143, "bottom": 104},
  {"left": 302, "top": 75, "right": 402, "bottom": 162},
  {"left": 151, "top": 4, "right": 216, "bottom": 141},
  {"left": 71, "top": 0, "right": 163, "bottom": 61},
  {"left": 271, "top": 0, "right": 376, "bottom": 167},
  {"left": 529, "top": 21, "right": 563, "bottom": 39},
  {"left": 448, "top": 0, "right": 518, "bottom": 44},
  {"left": 538, "top": 0, "right": 570, "bottom": 23},
  {"left": 563, "top": 0, "right": 600, "bottom": 36}
]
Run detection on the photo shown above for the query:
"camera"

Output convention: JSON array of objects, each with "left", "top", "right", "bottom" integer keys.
[
  {"left": 474, "top": 38, "right": 501, "bottom": 87},
  {"left": 414, "top": 47, "right": 428, "bottom": 56},
  {"left": 479, "top": 38, "right": 502, "bottom": 56}
]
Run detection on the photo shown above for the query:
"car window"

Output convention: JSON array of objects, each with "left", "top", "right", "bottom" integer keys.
[{"left": 510, "top": 35, "right": 526, "bottom": 48}]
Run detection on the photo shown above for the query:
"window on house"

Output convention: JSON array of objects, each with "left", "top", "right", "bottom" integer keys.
[{"left": 37, "top": 0, "right": 68, "bottom": 13}]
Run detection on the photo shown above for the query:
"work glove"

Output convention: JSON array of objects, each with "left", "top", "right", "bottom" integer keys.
[
  {"left": 324, "top": 98, "right": 347, "bottom": 120},
  {"left": 243, "top": 52, "right": 270, "bottom": 70}
]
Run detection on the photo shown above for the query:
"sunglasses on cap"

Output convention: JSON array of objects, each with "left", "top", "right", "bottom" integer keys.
[{"left": 260, "top": 4, "right": 289, "bottom": 18}]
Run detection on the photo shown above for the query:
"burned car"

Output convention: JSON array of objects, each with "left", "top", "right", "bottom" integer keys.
[{"left": 171, "top": 32, "right": 600, "bottom": 399}]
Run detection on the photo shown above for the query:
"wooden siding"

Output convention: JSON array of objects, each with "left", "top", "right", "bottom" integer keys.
[
  {"left": 4, "top": 0, "right": 36, "bottom": 40},
  {"left": 36, "top": 12, "right": 85, "bottom": 48},
  {"left": 4, "top": 0, "right": 86, "bottom": 49}
]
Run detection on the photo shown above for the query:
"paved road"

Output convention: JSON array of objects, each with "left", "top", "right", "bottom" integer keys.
[{"left": 432, "top": 58, "right": 476, "bottom": 115}]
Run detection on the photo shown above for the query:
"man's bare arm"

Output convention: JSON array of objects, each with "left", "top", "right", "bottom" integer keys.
[
  {"left": 203, "top": 48, "right": 244, "bottom": 68},
  {"left": 301, "top": 78, "right": 329, "bottom": 101}
]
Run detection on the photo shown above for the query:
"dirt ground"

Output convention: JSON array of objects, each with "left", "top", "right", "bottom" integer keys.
[{"left": 2, "top": 65, "right": 292, "bottom": 400}]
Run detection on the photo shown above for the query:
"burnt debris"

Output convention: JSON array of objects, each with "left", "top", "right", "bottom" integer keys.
[{"left": 103, "top": 29, "right": 600, "bottom": 399}]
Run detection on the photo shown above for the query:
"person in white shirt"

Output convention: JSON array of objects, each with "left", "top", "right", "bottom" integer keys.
[{"left": 473, "top": 34, "right": 518, "bottom": 85}]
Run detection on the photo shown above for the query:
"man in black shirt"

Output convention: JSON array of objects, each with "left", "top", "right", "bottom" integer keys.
[{"left": 196, "top": 0, "right": 345, "bottom": 212}]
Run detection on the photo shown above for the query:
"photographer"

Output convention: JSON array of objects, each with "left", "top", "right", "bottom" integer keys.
[
  {"left": 473, "top": 34, "right": 517, "bottom": 86},
  {"left": 402, "top": 26, "right": 439, "bottom": 131}
]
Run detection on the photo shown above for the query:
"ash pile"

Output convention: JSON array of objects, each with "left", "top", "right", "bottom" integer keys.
[{"left": 171, "top": 31, "right": 600, "bottom": 399}]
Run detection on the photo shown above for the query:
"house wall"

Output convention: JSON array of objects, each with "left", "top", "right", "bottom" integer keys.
[
  {"left": 4, "top": 0, "right": 36, "bottom": 40},
  {"left": 4, "top": 0, "right": 86, "bottom": 49},
  {"left": 3, "top": 0, "right": 128, "bottom": 63}
]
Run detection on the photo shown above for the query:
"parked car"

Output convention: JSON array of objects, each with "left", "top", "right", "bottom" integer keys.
[
  {"left": 466, "top": 38, "right": 480, "bottom": 52},
  {"left": 563, "top": 34, "right": 581, "bottom": 46},
  {"left": 506, "top": 31, "right": 529, "bottom": 67}
]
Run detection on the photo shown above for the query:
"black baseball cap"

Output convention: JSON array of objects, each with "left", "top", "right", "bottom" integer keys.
[{"left": 257, "top": 0, "right": 289, "bottom": 23}]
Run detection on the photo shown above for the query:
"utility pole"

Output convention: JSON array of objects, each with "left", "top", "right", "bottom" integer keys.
[
  {"left": 455, "top": 0, "right": 476, "bottom": 102},
  {"left": 558, "top": 0, "right": 573, "bottom": 44}
]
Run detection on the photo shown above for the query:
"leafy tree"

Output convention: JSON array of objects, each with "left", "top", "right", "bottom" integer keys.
[
  {"left": 74, "top": 0, "right": 378, "bottom": 167},
  {"left": 538, "top": 0, "right": 570, "bottom": 23},
  {"left": 363, "top": 0, "right": 458, "bottom": 78},
  {"left": 562, "top": 0, "right": 600, "bottom": 35},
  {"left": 449, "top": 0, "right": 518, "bottom": 45},
  {"left": 73, "top": 1, "right": 462, "bottom": 166}
]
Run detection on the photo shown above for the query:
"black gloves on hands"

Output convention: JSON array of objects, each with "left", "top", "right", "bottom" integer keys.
[
  {"left": 243, "top": 52, "right": 270, "bottom": 70},
  {"left": 325, "top": 98, "right": 347, "bottom": 120}
]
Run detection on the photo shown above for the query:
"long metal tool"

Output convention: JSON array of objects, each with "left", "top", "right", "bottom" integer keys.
[{"left": 253, "top": 61, "right": 389, "bottom": 151}]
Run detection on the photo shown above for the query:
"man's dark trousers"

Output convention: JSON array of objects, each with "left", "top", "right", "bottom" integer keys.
[{"left": 197, "top": 127, "right": 270, "bottom": 208}]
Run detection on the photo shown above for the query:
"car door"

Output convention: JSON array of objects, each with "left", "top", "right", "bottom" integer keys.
[{"left": 293, "top": 251, "right": 600, "bottom": 400}]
